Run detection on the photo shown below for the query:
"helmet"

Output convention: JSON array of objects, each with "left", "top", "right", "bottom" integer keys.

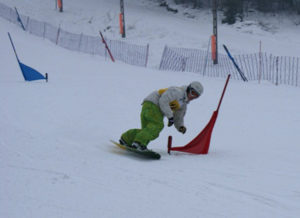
[{"left": 187, "top": 81, "right": 203, "bottom": 97}]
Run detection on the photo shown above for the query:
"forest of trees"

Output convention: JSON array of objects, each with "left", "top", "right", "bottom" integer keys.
[{"left": 161, "top": 0, "right": 300, "bottom": 24}]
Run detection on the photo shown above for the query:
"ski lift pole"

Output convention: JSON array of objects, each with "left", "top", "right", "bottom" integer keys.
[
  {"left": 120, "top": 0, "right": 126, "bottom": 38},
  {"left": 212, "top": 0, "right": 218, "bottom": 64},
  {"left": 58, "top": 0, "right": 63, "bottom": 12}
]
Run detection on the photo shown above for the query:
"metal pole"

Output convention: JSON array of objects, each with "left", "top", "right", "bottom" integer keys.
[
  {"left": 58, "top": 0, "right": 63, "bottom": 12},
  {"left": 212, "top": 0, "right": 218, "bottom": 64},
  {"left": 120, "top": 0, "right": 126, "bottom": 38}
]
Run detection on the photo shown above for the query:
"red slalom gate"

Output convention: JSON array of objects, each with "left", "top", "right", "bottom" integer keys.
[
  {"left": 168, "top": 74, "right": 231, "bottom": 155},
  {"left": 99, "top": 31, "right": 115, "bottom": 62}
]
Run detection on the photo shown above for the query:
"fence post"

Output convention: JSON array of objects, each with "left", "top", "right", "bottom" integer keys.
[
  {"left": 182, "top": 58, "right": 187, "bottom": 72},
  {"left": 276, "top": 57, "right": 279, "bottom": 86},
  {"left": 43, "top": 22, "right": 46, "bottom": 38},
  {"left": 25, "top": 16, "right": 29, "bottom": 30},
  {"left": 291, "top": 57, "right": 294, "bottom": 86},
  {"left": 284, "top": 56, "right": 287, "bottom": 85},
  {"left": 78, "top": 33, "right": 83, "bottom": 51},
  {"left": 258, "top": 41, "right": 262, "bottom": 83},
  {"left": 159, "top": 46, "right": 167, "bottom": 70},
  {"left": 56, "top": 24, "right": 61, "bottom": 45},
  {"left": 270, "top": 54, "right": 273, "bottom": 82},
  {"left": 145, "top": 44, "right": 149, "bottom": 67},
  {"left": 203, "top": 37, "right": 211, "bottom": 76},
  {"left": 296, "top": 58, "right": 299, "bottom": 87}
]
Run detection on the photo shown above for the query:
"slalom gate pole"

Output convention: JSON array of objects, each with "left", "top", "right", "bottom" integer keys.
[
  {"left": 8, "top": 32, "right": 20, "bottom": 63},
  {"left": 167, "top": 136, "right": 172, "bottom": 154},
  {"left": 8, "top": 32, "right": 47, "bottom": 82},
  {"left": 99, "top": 31, "right": 115, "bottom": 62},
  {"left": 14, "top": 7, "right": 26, "bottom": 31},
  {"left": 223, "top": 44, "right": 248, "bottom": 82},
  {"left": 217, "top": 74, "right": 231, "bottom": 112},
  {"left": 168, "top": 74, "right": 231, "bottom": 155}
]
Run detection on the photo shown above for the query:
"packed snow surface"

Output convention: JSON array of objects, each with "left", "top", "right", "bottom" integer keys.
[{"left": 1, "top": 0, "right": 300, "bottom": 217}]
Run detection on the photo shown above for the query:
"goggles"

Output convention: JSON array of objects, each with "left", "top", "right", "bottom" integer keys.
[{"left": 189, "top": 88, "right": 200, "bottom": 98}]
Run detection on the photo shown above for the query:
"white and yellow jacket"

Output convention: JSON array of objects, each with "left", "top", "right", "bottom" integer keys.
[{"left": 143, "top": 86, "right": 189, "bottom": 130}]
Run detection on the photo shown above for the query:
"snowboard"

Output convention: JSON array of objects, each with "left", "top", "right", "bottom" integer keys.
[{"left": 110, "top": 140, "right": 161, "bottom": 160}]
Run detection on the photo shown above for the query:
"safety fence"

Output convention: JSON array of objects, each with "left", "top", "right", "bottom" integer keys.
[
  {"left": 159, "top": 46, "right": 300, "bottom": 87},
  {"left": 0, "top": 2, "right": 149, "bottom": 67},
  {"left": 1, "top": 2, "right": 300, "bottom": 87}
]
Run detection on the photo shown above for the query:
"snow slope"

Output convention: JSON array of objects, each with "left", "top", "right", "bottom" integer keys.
[{"left": 1, "top": 1, "right": 300, "bottom": 218}]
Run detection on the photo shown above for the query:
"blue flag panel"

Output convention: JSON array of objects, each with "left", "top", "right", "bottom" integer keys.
[{"left": 19, "top": 62, "right": 45, "bottom": 81}]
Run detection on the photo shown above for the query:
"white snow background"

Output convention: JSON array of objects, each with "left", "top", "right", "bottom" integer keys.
[{"left": 1, "top": 0, "right": 300, "bottom": 217}]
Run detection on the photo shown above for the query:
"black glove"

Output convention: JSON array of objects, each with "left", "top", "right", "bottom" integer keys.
[
  {"left": 168, "top": 117, "right": 174, "bottom": 127},
  {"left": 179, "top": 126, "right": 186, "bottom": 134}
]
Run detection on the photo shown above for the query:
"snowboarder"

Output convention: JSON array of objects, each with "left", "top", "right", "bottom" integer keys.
[{"left": 119, "top": 81, "right": 204, "bottom": 151}]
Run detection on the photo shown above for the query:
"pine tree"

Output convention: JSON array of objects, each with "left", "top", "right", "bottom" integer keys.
[{"left": 222, "top": 0, "right": 242, "bottom": 24}]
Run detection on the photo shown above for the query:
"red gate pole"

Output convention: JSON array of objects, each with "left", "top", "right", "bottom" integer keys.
[
  {"left": 168, "top": 74, "right": 231, "bottom": 155},
  {"left": 217, "top": 74, "right": 231, "bottom": 112},
  {"left": 99, "top": 31, "right": 115, "bottom": 62},
  {"left": 167, "top": 136, "right": 172, "bottom": 154}
]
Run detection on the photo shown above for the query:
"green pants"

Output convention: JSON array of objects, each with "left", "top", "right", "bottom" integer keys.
[{"left": 121, "top": 101, "right": 164, "bottom": 147}]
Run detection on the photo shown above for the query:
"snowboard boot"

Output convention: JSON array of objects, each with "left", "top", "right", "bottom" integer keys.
[
  {"left": 132, "top": 141, "right": 148, "bottom": 151},
  {"left": 119, "top": 137, "right": 131, "bottom": 148}
]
